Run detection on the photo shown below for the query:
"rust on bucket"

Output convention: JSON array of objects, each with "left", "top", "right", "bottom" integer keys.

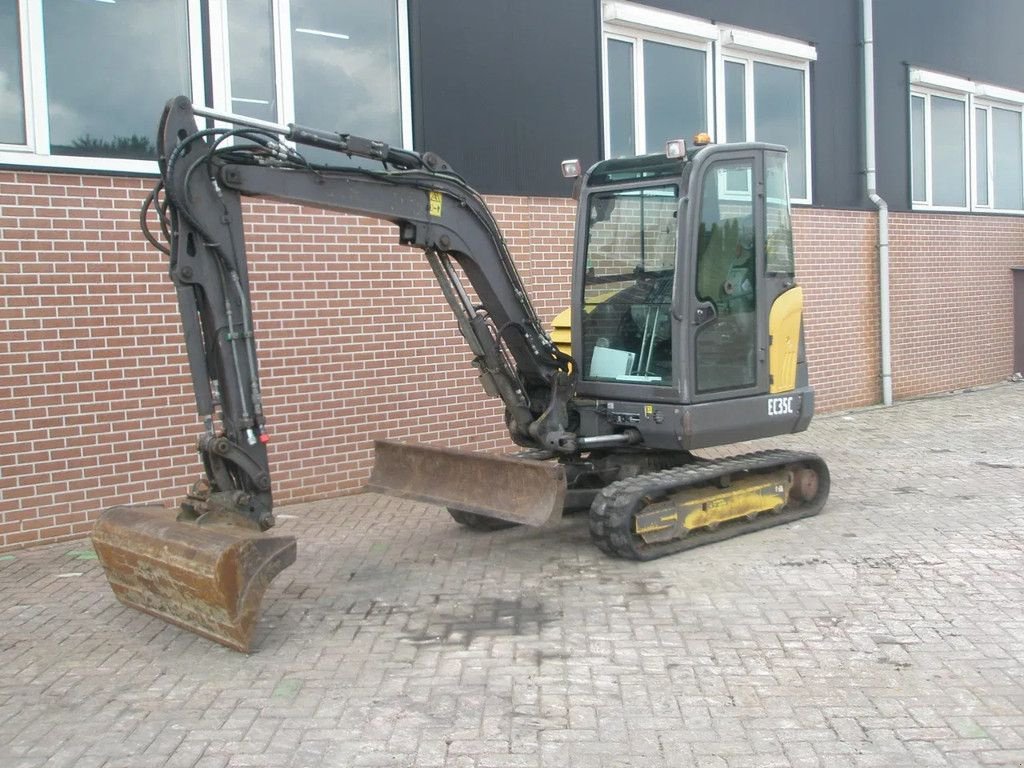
[
  {"left": 91, "top": 505, "right": 296, "bottom": 652},
  {"left": 367, "top": 440, "right": 566, "bottom": 527}
]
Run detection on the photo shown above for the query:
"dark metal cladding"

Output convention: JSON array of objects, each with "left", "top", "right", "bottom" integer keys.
[
  {"left": 873, "top": 0, "right": 1024, "bottom": 209},
  {"left": 91, "top": 506, "right": 296, "bottom": 652},
  {"left": 367, "top": 440, "right": 567, "bottom": 527}
]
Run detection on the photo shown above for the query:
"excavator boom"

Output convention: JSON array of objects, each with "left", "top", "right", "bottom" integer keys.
[{"left": 93, "top": 97, "right": 577, "bottom": 650}]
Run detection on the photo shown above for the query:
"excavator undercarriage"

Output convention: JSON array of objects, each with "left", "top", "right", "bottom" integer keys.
[
  {"left": 590, "top": 451, "right": 829, "bottom": 560},
  {"left": 92, "top": 97, "right": 830, "bottom": 651}
]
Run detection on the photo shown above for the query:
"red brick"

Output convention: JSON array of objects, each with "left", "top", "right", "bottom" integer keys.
[{"left": 1, "top": 170, "right": 1018, "bottom": 550}]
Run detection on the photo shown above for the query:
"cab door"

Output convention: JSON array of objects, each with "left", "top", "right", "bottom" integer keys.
[{"left": 687, "top": 151, "right": 767, "bottom": 401}]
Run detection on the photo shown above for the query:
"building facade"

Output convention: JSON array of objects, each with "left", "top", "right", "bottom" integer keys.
[{"left": 2, "top": 0, "right": 1023, "bottom": 548}]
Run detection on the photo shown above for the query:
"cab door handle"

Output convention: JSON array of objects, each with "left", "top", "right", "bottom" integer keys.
[{"left": 694, "top": 301, "right": 717, "bottom": 326}]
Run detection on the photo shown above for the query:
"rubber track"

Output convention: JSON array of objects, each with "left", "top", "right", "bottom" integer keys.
[{"left": 588, "top": 449, "right": 830, "bottom": 561}]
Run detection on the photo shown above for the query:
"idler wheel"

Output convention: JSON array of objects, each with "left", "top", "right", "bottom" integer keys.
[{"left": 791, "top": 466, "right": 819, "bottom": 502}]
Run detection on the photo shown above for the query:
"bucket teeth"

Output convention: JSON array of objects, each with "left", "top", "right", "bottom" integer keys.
[{"left": 91, "top": 505, "right": 296, "bottom": 653}]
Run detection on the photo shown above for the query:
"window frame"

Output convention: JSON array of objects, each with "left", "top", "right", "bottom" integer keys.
[
  {"left": 599, "top": 1, "right": 816, "bottom": 205},
  {"left": 714, "top": 47, "right": 814, "bottom": 206},
  {"left": 910, "top": 68, "right": 1024, "bottom": 215},
  {"left": 207, "top": 0, "right": 413, "bottom": 151},
  {"left": 602, "top": 32, "right": 639, "bottom": 160},
  {"left": 0, "top": 0, "right": 205, "bottom": 174},
  {"left": 982, "top": 102, "right": 1024, "bottom": 214},
  {"left": 0, "top": 0, "right": 413, "bottom": 174},
  {"left": 600, "top": 25, "right": 714, "bottom": 159},
  {"left": 907, "top": 85, "right": 971, "bottom": 212}
]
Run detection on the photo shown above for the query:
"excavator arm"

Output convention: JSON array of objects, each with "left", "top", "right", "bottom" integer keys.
[
  {"left": 92, "top": 97, "right": 577, "bottom": 651},
  {"left": 154, "top": 96, "right": 577, "bottom": 530}
]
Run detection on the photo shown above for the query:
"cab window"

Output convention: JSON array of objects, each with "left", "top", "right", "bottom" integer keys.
[
  {"left": 581, "top": 185, "right": 678, "bottom": 386},
  {"left": 694, "top": 161, "right": 757, "bottom": 393}
]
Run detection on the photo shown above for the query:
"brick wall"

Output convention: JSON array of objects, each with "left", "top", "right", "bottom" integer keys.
[
  {"left": 888, "top": 212, "right": 1024, "bottom": 398},
  {"left": 0, "top": 170, "right": 1020, "bottom": 549},
  {"left": 0, "top": 173, "right": 578, "bottom": 550},
  {"left": 792, "top": 208, "right": 880, "bottom": 411}
]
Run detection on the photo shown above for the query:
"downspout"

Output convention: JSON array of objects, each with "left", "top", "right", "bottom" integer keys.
[{"left": 862, "top": 0, "right": 894, "bottom": 405}]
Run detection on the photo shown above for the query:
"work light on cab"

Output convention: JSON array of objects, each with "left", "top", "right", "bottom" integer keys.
[{"left": 665, "top": 139, "right": 686, "bottom": 158}]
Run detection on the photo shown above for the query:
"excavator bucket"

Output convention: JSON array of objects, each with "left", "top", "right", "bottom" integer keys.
[
  {"left": 367, "top": 439, "right": 567, "bottom": 526},
  {"left": 91, "top": 505, "right": 296, "bottom": 652}
]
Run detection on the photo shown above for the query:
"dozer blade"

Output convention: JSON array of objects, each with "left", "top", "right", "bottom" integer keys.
[
  {"left": 91, "top": 505, "right": 296, "bottom": 653},
  {"left": 367, "top": 439, "right": 567, "bottom": 527}
]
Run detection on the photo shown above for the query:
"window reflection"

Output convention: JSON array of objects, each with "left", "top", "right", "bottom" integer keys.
[
  {"left": 227, "top": 0, "right": 277, "bottom": 123},
  {"left": 911, "top": 96, "right": 927, "bottom": 203},
  {"left": 724, "top": 61, "right": 746, "bottom": 143},
  {"left": 291, "top": 0, "right": 401, "bottom": 164},
  {"left": 606, "top": 39, "right": 635, "bottom": 159},
  {"left": 0, "top": 2, "right": 25, "bottom": 145},
  {"left": 42, "top": 0, "right": 191, "bottom": 159},
  {"left": 765, "top": 154, "right": 794, "bottom": 274},
  {"left": 975, "top": 108, "right": 989, "bottom": 206},
  {"left": 754, "top": 63, "right": 806, "bottom": 199},
  {"left": 993, "top": 108, "right": 1023, "bottom": 210},
  {"left": 930, "top": 95, "right": 966, "bottom": 207},
  {"left": 643, "top": 41, "right": 705, "bottom": 153}
]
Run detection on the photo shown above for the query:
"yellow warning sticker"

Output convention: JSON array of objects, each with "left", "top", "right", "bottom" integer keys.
[
  {"left": 644, "top": 404, "right": 654, "bottom": 417},
  {"left": 429, "top": 191, "right": 443, "bottom": 217}
]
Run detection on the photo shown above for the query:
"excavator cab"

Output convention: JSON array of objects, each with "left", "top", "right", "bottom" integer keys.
[
  {"left": 93, "top": 99, "right": 827, "bottom": 651},
  {"left": 566, "top": 140, "right": 812, "bottom": 450}
]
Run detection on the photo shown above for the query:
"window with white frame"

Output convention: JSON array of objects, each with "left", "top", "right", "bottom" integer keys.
[
  {"left": 602, "top": 3, "right": 715, "bottom": 159},
  {"left": 717, "top": 34, "right": 815, "bottom": 203},
  {"left": 601, "top": 1, "right": 816, "bottom": 204},
  {"left": 0, "top": 0, "right": 411, "bottom": 173},
  {"left": 910, "top": 69, "right": 1024, "bottom": 213},
  {"left": 213, "top": 0, "right": 411, "bottom": 161}
]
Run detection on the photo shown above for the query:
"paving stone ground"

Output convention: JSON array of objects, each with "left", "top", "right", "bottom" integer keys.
[{"left": 2, "top": 384, "right": 1024, "bottom": 768}]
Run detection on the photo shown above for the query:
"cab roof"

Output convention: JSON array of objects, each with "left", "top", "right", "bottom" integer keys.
[{"left": 586, "top": 153, "right": 687, "bottom": 186}]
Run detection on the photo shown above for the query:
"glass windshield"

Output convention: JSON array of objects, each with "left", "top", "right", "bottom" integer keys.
[{"left": 581, "top": 184, "right": 679, "bottom": 386}]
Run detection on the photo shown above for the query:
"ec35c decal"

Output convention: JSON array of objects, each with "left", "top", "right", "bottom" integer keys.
[{"left": 768, "top": 396, "right": 794, "bottom": 416}]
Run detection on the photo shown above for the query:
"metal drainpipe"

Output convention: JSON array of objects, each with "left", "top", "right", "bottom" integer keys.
[{"left": 862, "top": 0, "right": 894, "bottom": 405}]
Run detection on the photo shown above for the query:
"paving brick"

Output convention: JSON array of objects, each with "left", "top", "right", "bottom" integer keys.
[{"left": 1, "top": 385, "right": 1024, "bottom": 766}]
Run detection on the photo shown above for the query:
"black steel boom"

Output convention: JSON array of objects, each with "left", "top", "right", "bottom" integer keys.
[{"left": 149, "top": 96, "right": 576, "bottom": 529}]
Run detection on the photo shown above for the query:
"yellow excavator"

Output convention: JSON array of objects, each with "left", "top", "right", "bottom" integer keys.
[{"left": 91, "top": 97, "right": 829, "bottom": 652}]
